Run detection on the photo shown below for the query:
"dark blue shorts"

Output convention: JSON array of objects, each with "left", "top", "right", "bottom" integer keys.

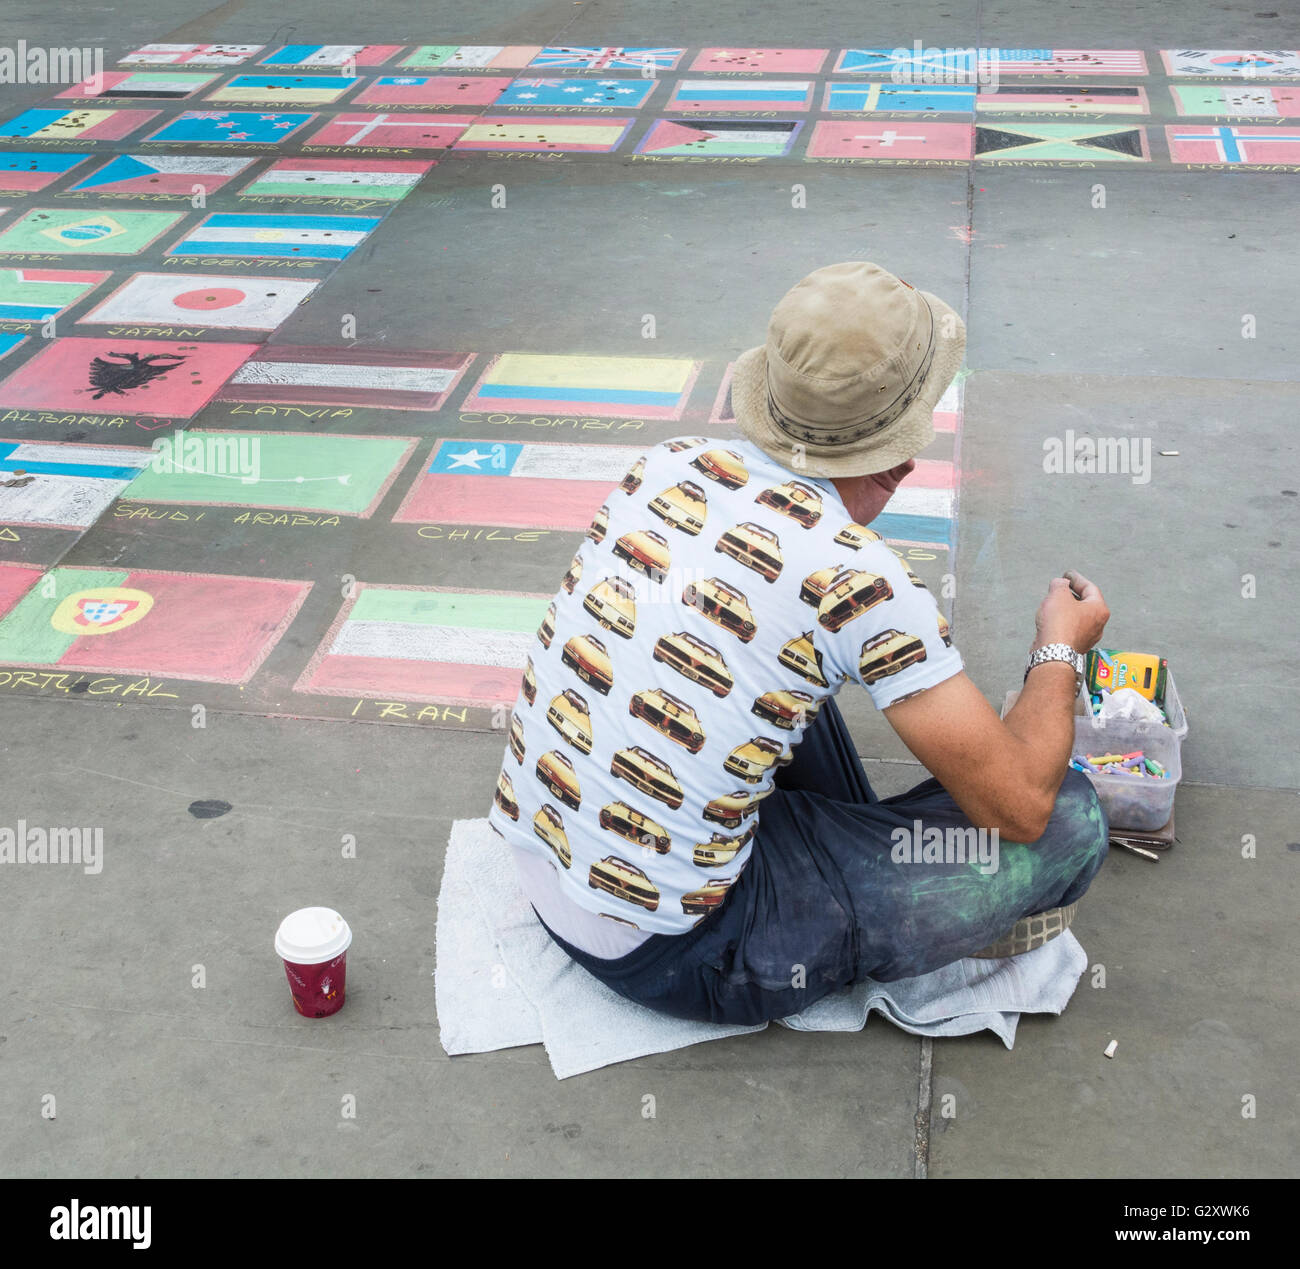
[{"left": 536, "top": 696, "right": 1109, "bottom": 1026}]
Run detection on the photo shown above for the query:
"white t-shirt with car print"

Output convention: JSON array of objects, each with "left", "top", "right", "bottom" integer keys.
[{"left": 489, "top": 436, "right": 963, "bottom": 937}]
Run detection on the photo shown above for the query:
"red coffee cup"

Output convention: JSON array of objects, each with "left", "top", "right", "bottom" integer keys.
[{"left": 274, "top": 907, "right": 352, "bottom": 1018}]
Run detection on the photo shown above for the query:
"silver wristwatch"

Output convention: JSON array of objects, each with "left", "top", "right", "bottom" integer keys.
[{"left": 1024, "top": 642, "right": 1085, "bottom": 693}]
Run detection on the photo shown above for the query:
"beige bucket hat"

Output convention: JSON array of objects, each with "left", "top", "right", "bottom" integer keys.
[{"left": 730, "top": 261, "right": 965, "bottom": 477}]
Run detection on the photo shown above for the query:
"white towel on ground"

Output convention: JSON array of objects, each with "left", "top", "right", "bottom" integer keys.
[{"left": 435, "top": 818, "right": 1088, "bottom": 1079}]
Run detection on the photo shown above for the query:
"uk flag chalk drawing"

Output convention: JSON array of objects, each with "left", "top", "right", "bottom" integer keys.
[
  {"left": 462, "top": 353, "right": 700, "bottom": 420},
  {"left": 296, "top": 584, "right": 551, "bottom": 707},
  {"left": 394, "top": 439, "right": 645, "bottom": 530},
  {"left": 206, "top": 75, "right": 361, "bottom": 106},
  {"left": 304, "top": 113, "right": 475, "bottom": 150},
  {"left": 0, "top": 268, "right": 110, "bottom": 322},
  {"left": 78, "top": 272, "right": 319, "bottom": 331},
  {"left": 529, "top": 48, "right": 685, "bottom": 71},
  {"left": 833, "top": 48, "right": 1148, "bottom": 76},
  {"left": 1170, "top": 84, "right": 1300, "bottom": 117},
  {"left": 0, "top": 565, "right": 311, "bottom": 685},
  {"left": 0, "top": 337, "right": 256, "bottom": 417},
  {"left": 666, "top": 81, "right": 816, "bottom": 111},
  {"left": 1161, "top": 50, "right": 1300, "bottom": 79},
  {"left": 398, "top": 46, "right": 540, "bottom": 70},
  {"left": 452, "top": 116, "right": 636, "bottom": 152},
  {"left": 823, "top": 84, "right": 976, "bottom": 114},
  {"left": 216, "top": 346, "right": 474, "bottom": 410},
  {"left": 975, "top": 85, "right": 1150, "bottom": 115},
  {"left": 166, "top": 212, "right": 383, "bottom": 262},
  {"left": 0, "top": 440, "right": 151, "bottom": 530},
  {"left": 56, "top": 71, "right": 218, "bottom": 100},
  {"left": 119, "top": 44, "right": 264, "bottom": 67},
  {"left": 239, "top": 158, "right": 434, "bottom": 201},
  {"left": 975, "top": 124, "right": 1149, "bottom": 162},
  {"left": 354, "top": 76, "right": 511, "bottom": 108},
  {"left": 0, "top": 152, "right": 91, "bottom": 192},
  {"left": 142, "top": 110, "right": 317, "bottom": 145},
  {"left": 690, "top": 48, "right": 829, "bottom": 74},
  {"left": 1166, "top": 124, "right": 1300, "bottom": 163},
  {"left": 121, "top": 431, "right": 417, "bottom": 517},
  {"left": 636, "top": 119, "right": 803, "bottom": 157},
  {"left": 68, "top": 154, "right": 254, "bottom": 196},
  {"left": 0, "top": 208, "right": 184, "bottom": 256},
  {"left": 496, "top": 79, "right": 657, "bottom": 109},
  {"left": 258, "top": 45, "right": 404, "bottom": 68},
  {"left": 806, "top": 122, "right": 974, "bottom": 160},
  {"left": 0, "top": 107, "right": 160, "bottom": 141}
]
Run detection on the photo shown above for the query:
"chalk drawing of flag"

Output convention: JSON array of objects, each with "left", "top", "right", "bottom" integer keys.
[
  {"left": 834, "top": 49, "right": 979, "bottom": 76},
  {"left": 297, "top": 584, "right": 551, "bottom": 705},
  {"left": 78, "top": 272, "right": 319, "bottom": 331},
  {"left": 691, "top": 48, "right": 830, "bottom": 73},
  {"left": 461, "top": 353, "right": 700, "bottom": 420},
  {"left": 207, "top": 74, "right": 361, "bottom": 105},
  {"left": 217, "top": 347, "right": 474, "bottom": 410},
  {"left": 980, "top": 49, "right": 1148, "bottom": 74},
  {"left": 57, "top": 71, "right": 217, "bottom": 100},
  {"left": 399, "top": 45, "right": 541, "bottom": 70},
  {"left": 166, "top": 212, "right": 383, "bottom": 261},
  {"left": 666, "top": 80, "right": 816, "bottom": 111},
  {"left": 0, "top": 565, "right": 311, "bottom": 684},
  {"left": 68, "top": 154, "right": 254, "bottom": 196},
  {"left": 0, "top": 268, "right": 110, "bottom": 321},
  {"left": 1165, "top": 123, "right": 1300, "bottom": 162},
  {"left": 304, "top": 113, "right": 475, "bottom": 149},
  {"left": 120, "top": 44, "right": 264, "bottom": 66},
  {"left": 530, "top": 47, "right": 684, "bottom": 70},
  {"left": 0, "top": 440, "right": 150, "bottom": 529},
  {"left": 453, "top": 115, "right": 635, "bottom": 151},
  {"left": 825, "top": 83, "right": 977, "bottom": 113},
  {"left": 0, "top": 208, "right": 184, "bottom": 256},
  {"left": 239, "top": 157, "right": 434, "bottom": 200},
  {"left": 0, "top": 108, "right": 159, "bottom": 141},
  {"left": 496, "top": 78, "right": 657, "bottom": 108},
  {"left": 976, "top": 85, "right": 1149, "bottom": 114},
  {"left": 1170, "top": 84, "right": 1300, "bottom": 117},
  {"left": 259, "top": 45, "right": 403, "bottom": 68},
  {"left": 1161, "top": 50, "right": 1300, "bottom": 79},
  {"left": 144, "top": 110, "right": 317, "bottom": 144},
  {"left": 0, "top": 152, "right": 91, "bottom": 192},
  {"left": 636, "top": 118, "right": 803, "bottom": 156},
  {"left": 394, "top": 439, "right": 644, "bottom": 529},
  {"left": 0, "top": 333, "right": 26, "bottom": 360},
  {"left": 355, "top": 76, "right": 510, "bottom": 107}
]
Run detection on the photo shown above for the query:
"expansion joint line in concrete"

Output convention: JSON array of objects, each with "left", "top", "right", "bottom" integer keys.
[{"left": 913, "top": 1036, "right": 934, "bottom": 1179}]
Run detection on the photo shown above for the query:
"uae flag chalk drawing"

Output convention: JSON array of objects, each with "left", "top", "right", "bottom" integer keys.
[
  {"left": 78, "top": 272, "right": 319, "bottom": 331},
  {"left": 56, "top": 71, "right": 217, "bottom": 100},
  {"left": 0, "top": 338, "right": 256, "bottom": 418},
  {"left": 0, "top": 565, "right": 311, "bottom": 685},
  {"left": 297, "top": 584, "right": 550, "bottom": 706}
]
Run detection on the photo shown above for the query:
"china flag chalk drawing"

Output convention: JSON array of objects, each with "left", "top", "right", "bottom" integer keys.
[
  {"left": 461, "top": 352, "right": 700, "bottom": 419},
  {"left": 297, "top": 584, "right": 550, "bottom": 706},
  {"left": 0, "top": 565, "right": 311, "bottom": 684},
  {"left": 394, "top": 439, "right": 644, "bottom": 530}
]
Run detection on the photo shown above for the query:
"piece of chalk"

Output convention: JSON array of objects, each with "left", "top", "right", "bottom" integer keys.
[{"left": 1104, "top": 1039, "right": 1118, "bottom": 1058}]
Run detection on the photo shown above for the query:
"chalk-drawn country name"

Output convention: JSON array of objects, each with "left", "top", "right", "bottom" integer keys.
[
  {"left": 59, "top": 191, "right": 196, "bottom": 202},
  {"left": 305, "top": 145, "right": 415, "bottom": 155},
  {"left": 459, "top": 411, "right": 645, "bottom": 431},
  {"left": 0, "top": 670, "right": 179, "bottom": 698},
  {"left": 630, "top": 154, "right": 764, "bottom": 164},
  {"left": 804, "top": 157, "right": 968, "bottom": 167},
  {"left": 0, "top": 253, "right": 61, "bottom": 262},
  {"left": 228, "top": 404, "right": 354, "bottom": 419},
  {"left": 414, "top": 525, "right": 549, "bottom": 542},
  {"left": 103, "top": 326, "right": 209, "bottom": 338},
  {"left": 348, "top": 698, "right": 472, "bottom": 724},
  {"left": 140, "top": 140, "right": 277, "bottom": 150},
  {"left": 0, "top": 410, "right": 130, "bottom": 428},
  {"left": 113, "top": 504, "right": 344, "bottom": 528},
  {"left": 160, "top": 256, "right": 318, "bottom": 268},
  {"left": 236, "top": 195, "right": 385, "bottom": 210}
]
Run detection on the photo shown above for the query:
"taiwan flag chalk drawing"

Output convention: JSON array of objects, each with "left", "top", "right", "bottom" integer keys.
[
  {"left": 824, "top": 84, "right": 976, "bottom": 114},
  {"left": 120, "top": 44, "right": 264, "bottom": 67},
  {"left": 258, "top": 45, "right": 403, "bottom": 68},
  {"left": 0, "top": 208, "right": 184, "bottom": 256},
  {"left": 976, "top": 85, "right": 1150, "bottom": 115},
  {"left": 806, "top": 122, "right": 973, "bottom": 160},
  {"left": 462, "top": 353, "right": 700, "bottom": 420},
  {"left": 239, "top": 157, "right": 433, "bottom": 201},
  {"left": 122, "top": 430, "right": 417, "bottom": 517},
  {"left": 636, "top": 118, "right": 802, "bottom": 156},
  {"left": 0, "top": 338, "right": 256, "bottom": 418},
  {"left": 79, "top": 272, "right": 319, "bottom": 331},
  {"left": 530, "top": 47, "right": 685, "bottom": 71},
  {"left": 0, "top": 108, "right": 159, "bottom": 141},
  {"left": 1166, "top": 124, "right": 1300, "bottom": 163},
  {"left": 304, "top": 113, "right": 474, "bottom": 149},
  {"left": 399, "top": 46, "right": 540, "bottom": 70},
  {"left": 0, "top": 152, "right": 91, "bottom": 192},
  {"left": 143, "top": 110, "right": 316, "bottom": 144},
  {"left": 0, "top": 565, "right": 311, "bottom": 684},
  {"left": 453, "top": 115, "right": 635, "bottom": 152},
  {"left": 394, "top": 439, "right": 644, "bottom": 529},
  {"left": 0, "top": 268, "right": 110, "bottom": 322},
  {"left": 975, "top": 124, "right": 1149, "bottom": 161},
  {"left": 496, "top": 79, "right": 657, "bottom": 108},
  {"left": 1162, "top": 50, "right": 1300, "bottom": 79},
  {"left": 57, "top": 71, "right": 217, "bottom": 100},
  {"left": 166, "top": 212, "right": 383, "bottom": 261},
  {"left": 217, "top": 347, "right": 473, "bottom": 410},
  {"left": 68, "top": 154, "right": 254, "bottom": 196},
  {"left": 0, "top": 440, "right": 150, "bottom": 529},
  {"left": 691, "top": 48, "right": 829, "bottom": 73},
  {"left": 297, "top": 584, "right": 550, "bottom": 706},
  {"left": 1170, "top": 84, "right": 1300, "bottom": 117},
  {"left": 666, "top": 80, "right": 816, "bottom": 111},
  {"left": 206, "top": 75, "right": 361, "bottom": 105},
  {"left": 355, "top": 76, "right": 510, "bottom": 108}
]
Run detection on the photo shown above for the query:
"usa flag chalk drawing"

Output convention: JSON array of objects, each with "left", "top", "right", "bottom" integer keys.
[
  {"left": 166, "top": 212, "right": 383, "bottom": 261},
  {"left": 78, "top": 272, "right": 319, "bottom": 331},
  {"left": 0, "top": 208, "right": 184, "bottom": 256},
  {"left": 143, "top": 111, "right": 317, "bottom": 144}
]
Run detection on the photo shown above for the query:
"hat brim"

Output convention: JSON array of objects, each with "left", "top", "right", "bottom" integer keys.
[{"left": 729, "top": 290, "right": 966, "bottom": 478}]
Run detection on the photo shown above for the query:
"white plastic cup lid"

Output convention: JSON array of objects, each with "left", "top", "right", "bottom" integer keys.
[{"left": 275, "top": 907, "right": 352, "bottom": 965}]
